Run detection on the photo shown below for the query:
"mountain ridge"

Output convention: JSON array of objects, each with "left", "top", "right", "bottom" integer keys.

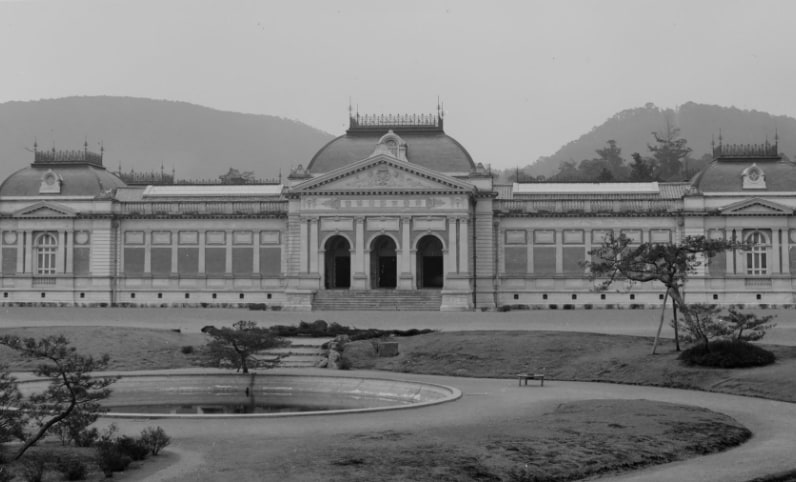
[
  {"left": 0, "top": 96, "right": 335, "bottom": 183},
  {"left": 526, "top": 102, "right": 796, "bottom": 178}
]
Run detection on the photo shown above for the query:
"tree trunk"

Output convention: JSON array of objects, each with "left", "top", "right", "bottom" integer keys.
[
  {"left": 651, "top": 289, "right": 669, "bottom": 355},
  {"left": 668, "top": 286, "right": 688, "bottom": 352},
  {"left": 14, "top": 400, "right": 75, "bottom": 460}
]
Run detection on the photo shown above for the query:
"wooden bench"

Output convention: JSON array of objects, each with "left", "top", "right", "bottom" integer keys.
[{"left": 517, "top": 370, "right": 545, "bottom": 386}]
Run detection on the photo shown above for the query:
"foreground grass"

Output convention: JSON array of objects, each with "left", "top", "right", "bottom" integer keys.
[
  {"left": 0, "top": 325, "right": 781, "bottom": 481},
  {"left": 254, "top": 399, "right": 750, "bottom": 482},
  {"left": 346, "top": 330, "right": 796, "bottom": 402}
]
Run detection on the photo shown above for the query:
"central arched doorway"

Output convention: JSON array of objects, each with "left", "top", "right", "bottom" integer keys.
[
  {"left": 370, "top": 235, "right": 397, "bottom": 288},
  {"left": 324, "top": 235, "right": 351, "bottom": 289},
  {"left": 416, "top": 235, "right": 444, "bottom": 288}
]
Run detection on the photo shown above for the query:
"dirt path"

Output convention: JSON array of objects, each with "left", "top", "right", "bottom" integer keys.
[
  {"left": 2, "top": 306, "right": 795, "bottom": 345},
  {"left": 105, "top": 369, "right": 796, "bottom": 482}
]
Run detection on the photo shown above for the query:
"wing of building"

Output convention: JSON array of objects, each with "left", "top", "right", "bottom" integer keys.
[{"left": 1, "top": 118, "right": 794, "bottom": 311}]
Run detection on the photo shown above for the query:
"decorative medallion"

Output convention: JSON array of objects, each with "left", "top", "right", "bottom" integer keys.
[
  {"left": 2, "top": 231, "right": 17, "bottom": 245},
  {"left": 742, "top": 163, "right": 766, "bottom": 189}
]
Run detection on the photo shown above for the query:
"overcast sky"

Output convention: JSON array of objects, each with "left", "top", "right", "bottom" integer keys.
[{"left": 2, "top": 0, "right": 795, "bottom": 169}]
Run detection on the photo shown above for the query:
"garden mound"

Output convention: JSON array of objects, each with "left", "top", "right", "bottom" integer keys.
[{"left": 679, "top": 340, "right": 776, "bottom": 368}]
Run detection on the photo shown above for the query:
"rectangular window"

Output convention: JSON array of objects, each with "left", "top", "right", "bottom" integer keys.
[
  {"left": 123, "top": 248, "right": 145, "bottom": 274},
  {"left": 73, "top": 247, "right": 90, "bottom": 275},
  {"left": 504, "top": 247, "right": 527, "bottom": 274},
  {"left": 177, "top": 248, "right": 199, "bottom": 274},
  {"left": 709, "top": 252, "right": 726, "bottom": 277},
  {"left": 150, "top": 248, "right": 172, "bottom": 275},
  {"left": 2, "top": 248, "right": 17, "bottom": 274},
  {"left": 505, "top": 230, "right": 527, "bottom": 245},
  {"left": 533, "top": 247, "right": 556, "bottom": 274},
  {"left": 533, "top": 230, "right": 555, "bottom": 244},
  {"left": 562, "top": 247, "right": 585, "bottom": 274},
  {"left": 206, "top": 231, "right": 226, "bottom": 245},
  {"left": 151, "top": 231, "right": 172, "bottom": 245},
  {"left": 178, "top": 231, "right": 199, "bottom": 245},
  {"left": 205, "top": 247, "right": 226, "bottom": 274},
  {"left": 259, "top": 247, "right": 281, "bottom": 276},
  {"left": 124, "top": 231, "right": 145, "bottom": 245},
  {"left": 232, "top": 248, "right": 253, "bottom": 275}
]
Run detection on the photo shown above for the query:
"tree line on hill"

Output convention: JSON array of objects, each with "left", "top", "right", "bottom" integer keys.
[{"left": 507, "top": 120, "right": 712, "bottom": 183}]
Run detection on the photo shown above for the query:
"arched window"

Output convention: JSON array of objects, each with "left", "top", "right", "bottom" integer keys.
[
  {"left": 35, "top": 233, "right": 58, "bottom": 275},
  {"left": 745, "top": 231, "right": 768, "bottom": 276}
]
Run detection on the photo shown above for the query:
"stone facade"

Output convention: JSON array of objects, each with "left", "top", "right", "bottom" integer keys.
[{"left": 1, "top": 123, "right": 794, "bottom": 310}]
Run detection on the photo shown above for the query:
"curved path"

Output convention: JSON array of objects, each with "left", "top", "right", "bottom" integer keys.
[{"left": 104, "top": 368, "right": 796, "bottom": 482}]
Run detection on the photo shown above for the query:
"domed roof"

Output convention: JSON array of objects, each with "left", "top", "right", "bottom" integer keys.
[
  {"left": 690, "top": 143, "right": 796, "bottom": 193},
  {"left": 0, "top": 149, "right": 126, "bottom": 197},
  {"left": 307, "top": 115, "right": 475, "bottom": 174}
]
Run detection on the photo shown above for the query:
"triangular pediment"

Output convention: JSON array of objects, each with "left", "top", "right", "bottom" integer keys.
[
  {"left": 720, "top": 197, "right": 793, "bottom": 215},
  {"left": 290, "top": 155, "right": 475, "bottom": 194},
  {"left": 13, "top": 201, "right": 77, "bottom": 218}
]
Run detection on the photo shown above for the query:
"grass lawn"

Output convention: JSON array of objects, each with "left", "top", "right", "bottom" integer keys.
[
  {"left": 345, "top": 330, "right": 796, "bottom": 402},
  {"left": 0, "top": 325, "right": 788, "bottom": 481}
]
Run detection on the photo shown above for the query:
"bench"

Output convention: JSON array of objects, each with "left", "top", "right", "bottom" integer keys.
[{"left": 517, "top": 370, "right": 545, "bottom": 386}]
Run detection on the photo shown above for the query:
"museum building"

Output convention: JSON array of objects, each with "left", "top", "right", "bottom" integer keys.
[{"left": 1, "top": 113, "right": 795, "bottom": 311}]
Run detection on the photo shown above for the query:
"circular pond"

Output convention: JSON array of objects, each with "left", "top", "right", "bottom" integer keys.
[{"left": 97, "top": 373, "right": 461, "bottom": 418}]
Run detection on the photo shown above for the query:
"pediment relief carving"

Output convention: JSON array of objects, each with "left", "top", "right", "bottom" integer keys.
[
  {"left": 720, "top": 198, "right": 793, "bottom": 215},
  {"left": 13, "top": 201, "right": 77, "bottom": 218},
  {"left": 291, "top": 156, "right": 475, "bottom": 195}
]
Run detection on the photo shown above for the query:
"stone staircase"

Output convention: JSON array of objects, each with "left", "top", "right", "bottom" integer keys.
[
  {"left": 312, "top": 289, "right": 442, "bottom": 311},
  {"left": 253, "top": 337, "right": 330, "bottom": 368}
]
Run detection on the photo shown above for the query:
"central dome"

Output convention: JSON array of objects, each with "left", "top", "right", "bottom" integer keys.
[{"left": 307, "top": 114, "right": 475, "bottom": 175}]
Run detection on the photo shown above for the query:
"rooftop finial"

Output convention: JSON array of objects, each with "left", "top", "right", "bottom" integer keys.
[{"left": 33, "top": 137, "right": 38, "bottom": 152}]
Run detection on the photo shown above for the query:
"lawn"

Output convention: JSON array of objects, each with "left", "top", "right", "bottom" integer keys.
[{"left": 0, "top": 324, "right": 788, "bottom": 481}]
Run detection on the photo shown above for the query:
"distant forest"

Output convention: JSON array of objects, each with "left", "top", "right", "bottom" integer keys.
[{"left": 496, "top": 102, "right": 796, "bottom": 183}]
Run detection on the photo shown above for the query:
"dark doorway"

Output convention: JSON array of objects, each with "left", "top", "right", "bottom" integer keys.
[
  {"left": 324, "top": 236, "right": 350, "bottom": 289},
  {"left": 370, "top": 235, "right": 397, "bottom": 288},
  {"left": 417, "top": 235, "right": 444, "bottom": 288}
]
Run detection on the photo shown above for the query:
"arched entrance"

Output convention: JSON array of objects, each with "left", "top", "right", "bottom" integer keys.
[
  {"left": 370, "top": 235, "right": 397, "bottom": 289},
  {"left": 324, "top": 236, "right": 351, "bottom": 289},
  {"left": 416, "top": 235, "right": 444, "bottom": 288}
]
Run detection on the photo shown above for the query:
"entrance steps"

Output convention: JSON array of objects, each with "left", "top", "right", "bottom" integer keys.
[
  {"left": 254, "top": 338, "right": 331, "bottom": 368},
  {"left": 312, "top": 289, "right": 442, "bottom": 311}
]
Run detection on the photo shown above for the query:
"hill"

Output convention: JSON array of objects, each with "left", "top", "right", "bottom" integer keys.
[
  {"left": 0, "top": 96, "right": 335, "bottom": 182},
  {"left": 526, "top": 102, "right": 796, "bottom": 178}
]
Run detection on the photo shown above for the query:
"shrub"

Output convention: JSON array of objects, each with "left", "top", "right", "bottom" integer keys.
[
  {"left": 0, "top": 466, "right": 12, "bottom": 482},
  {"left": 180, "top": 345, "right": 194, "bottom": 355},
  {"left": 115, "top": 435, "right": 149, "bottom": 461},
  {"left": 679, "top": 340, "right": 776, "bottom": 368},
  {"left": 20, "top": 451, "right": 51, "bottom": 482},
  {"left": 140, "top": 426, "right": 171, "bottom": 456},
  {"left": 56, "top": 457, "right": 88, "bottom": 481},
  {"left": 96, "top": 442, "right": 132, "bottom": 476}
]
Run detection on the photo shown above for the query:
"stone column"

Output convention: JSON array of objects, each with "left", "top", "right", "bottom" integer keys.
[
  {"left": 447, "top": 217, "right": 458, "bottom": 276},
  {"left": 398, "top": 216, "right": 413, "bottom": 289},
  {"left": 26, "top": 230, "right": 33, "bottom": 273},
  {"left": 309, "top": 218, "right": 319, "bottom": 274},
  {"left": 198, "top": 230, "right": 206, "bottom": 274},
  {"left": 171, "top": 230, "right": 179, "bottom": 274},
  {"left": 458, "top": 217, "right": 469, "bottom": 273},
  {"left": 299, "top": 220, "right": 308, "bottom": 273},
  {"left": 555, "top": 229, "right": 563, "bottom": 274},
  {"left": 772, "top": 228, "right": 781, "bottom": 274},
  {"left": 144, "top": 231, "right": 152, "bottom": 275},
  {"left": 352, "top": 218, "right": 367, "bottom": 289},
  {"left": 58, "top": 230, "right": 67, "bottom": 274},
  {"left": 225, "top": 231, "right": 233, "bottom": 275},
  {"left": 65, "top": 230, "right": 74, "bottom": 274}
]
